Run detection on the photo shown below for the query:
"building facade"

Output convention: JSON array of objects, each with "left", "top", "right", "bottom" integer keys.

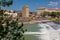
[{"left": 36, "top": 7, "right": 60, "bottom": 16}]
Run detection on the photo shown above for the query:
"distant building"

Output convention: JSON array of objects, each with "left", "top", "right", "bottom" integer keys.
[
  {"left": 36, "top": 7, "right": 46, "bottom": 16},
  {"left": 22, "top": 6, "right": 29, "bottom": 18},
  {"left": 17, "top": 11, "right": 22, "bottom": 19},
  {"left": 36, "top": 7, "right": 60, "bottom": 16}
]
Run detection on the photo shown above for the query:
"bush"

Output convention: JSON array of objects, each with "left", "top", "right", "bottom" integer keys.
[{"left": 0, "top": 10, "right": 25, "bottom": 40}]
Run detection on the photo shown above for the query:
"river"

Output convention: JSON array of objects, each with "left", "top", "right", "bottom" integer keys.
[{"left": 23, "top": 22, "right": 60, "bottom": 40}]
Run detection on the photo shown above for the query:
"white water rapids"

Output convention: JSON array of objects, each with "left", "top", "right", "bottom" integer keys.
[{"left": 24, "top": 22, "right": 60, "bottom": 40}]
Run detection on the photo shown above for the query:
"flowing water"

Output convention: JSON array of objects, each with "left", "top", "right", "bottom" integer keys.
[{"left": 23, "top": 22, "right": 60, "bottom": 40}]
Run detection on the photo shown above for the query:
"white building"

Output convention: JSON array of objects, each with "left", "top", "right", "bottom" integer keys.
[
  {"left": 36, "top": 7, "right": 60, "bottom": 16},
  {"left": 36, "top": 7, "right": 46, "bottom": 16}
]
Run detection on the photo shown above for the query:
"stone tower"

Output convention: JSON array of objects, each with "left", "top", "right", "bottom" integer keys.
[{"left": 22, "top": 6, "right": 29, "bottom": 18}]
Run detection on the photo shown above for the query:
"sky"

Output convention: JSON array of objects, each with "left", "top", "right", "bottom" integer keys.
[{"left": 2, "top": 0, "right": 60, "bottom": 12}]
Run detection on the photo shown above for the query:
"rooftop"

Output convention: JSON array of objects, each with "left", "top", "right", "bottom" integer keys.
[{"left": 37, "top": 7, "right": 60, "bottom": 11}]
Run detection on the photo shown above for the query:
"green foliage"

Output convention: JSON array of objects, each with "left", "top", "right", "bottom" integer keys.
[
  {"left": 56, "top": 12, "right": 60, "bottom": 16},
  {"left": 0, "top": 12, "right": 25, "bottom": 40},
  {"left": 42, "top": 11, "right": 60, "bottom": 17},
  {"left": 41, "top": 11, "right": 50, "bottom": 17},
  {"left": 50, "top": 12, "right": 57, "bottom": 17},
  {"left": 0, "top": 0, "right": 13, "bottom": 7},
  {"left": 0, "top": 0, "right": 26, "bottom": 40},
  {"left": 0, "top": 10, "right": 4, "bottom": 15},
  {"left": 55, "top": 18, "right": 60, "bottom": 22},
  {"left": 49, "top": 12, "right": 60, "bottom": 17}
]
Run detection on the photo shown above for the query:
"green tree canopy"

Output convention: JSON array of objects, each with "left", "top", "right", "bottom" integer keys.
[
  {"left": 0, "top": 0, "right": 13, "bottom": 7},
  {"left": 0, "top": 0, "right": 26, "bottom": 40}
]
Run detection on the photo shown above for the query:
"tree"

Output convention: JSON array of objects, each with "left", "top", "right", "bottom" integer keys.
[
  {"left": 56, "top": 12, "right": 60, "bottom": 17},
  {"left": 41, "top": 11, "right": 50, "bottom": 17},
  {"left": 50, "top": 12, "right": 57, "bottom": 17},
  {"left": 0, "top": 17, "right": 25, "bottom": 40},
  {"left": 0, "top": 0, "right": 26, "bottom": 40},
  {"left": 0, "top": 0, "right": 13, "bottom": 7},
  {"left": 0, "top": 0, "right": 13, "bottom": 15}
]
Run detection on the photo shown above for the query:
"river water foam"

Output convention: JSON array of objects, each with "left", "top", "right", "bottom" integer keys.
[
  {"left": 24, "top": 22, "right": 60, "bottom": 40},
  {"left": 37, "top": 22, "right": 60, "bottom": 40}
]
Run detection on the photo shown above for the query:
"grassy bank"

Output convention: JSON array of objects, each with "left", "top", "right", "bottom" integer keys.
[{"left": 48, "top": 18, "right": 60, "bottom": 22}]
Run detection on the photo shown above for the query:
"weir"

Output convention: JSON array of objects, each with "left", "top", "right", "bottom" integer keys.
[
  {"left": 24, "top": 22, "right": 60, "bottom": 40},
  {"left": 24, "top": 32, "right": 45, "bottom": 35}
]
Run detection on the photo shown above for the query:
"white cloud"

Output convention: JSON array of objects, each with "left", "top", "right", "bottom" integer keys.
[{"left": 48, "top": 1, "right": 58, "bottom": 6}]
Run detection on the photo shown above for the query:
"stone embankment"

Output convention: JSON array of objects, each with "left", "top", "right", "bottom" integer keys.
[{"left": 18, "top": 20, "right": 51, "bottom": 24}]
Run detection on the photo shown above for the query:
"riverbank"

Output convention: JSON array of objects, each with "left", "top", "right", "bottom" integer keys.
[
  {"left": 48, "top": 18, "right": 60, "bottom": 22},
  {"left": 18, "top": 18, "right": 60, "bottom": 25},
  {"left": 18, "top": 20, "right": 51, "bottom": 24}
]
